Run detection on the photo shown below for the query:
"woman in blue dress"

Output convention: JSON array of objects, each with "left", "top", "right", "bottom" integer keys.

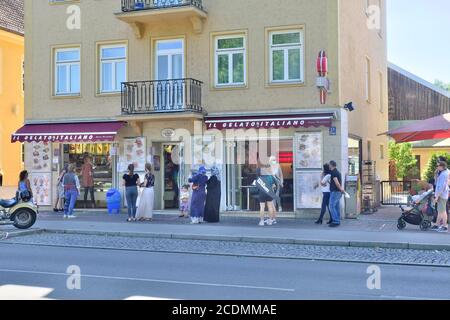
[{"left": 188, "top": 166, "right": 208, "bottom": 224}]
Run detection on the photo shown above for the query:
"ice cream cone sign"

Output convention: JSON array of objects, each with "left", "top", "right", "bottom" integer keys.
[{"left": 316, "top": 50, "right": 329, "bottom": 105}]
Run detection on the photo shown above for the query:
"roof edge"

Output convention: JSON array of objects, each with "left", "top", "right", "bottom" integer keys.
[{"left": 388, "top": 62, "right": 450, "bottom": 99}]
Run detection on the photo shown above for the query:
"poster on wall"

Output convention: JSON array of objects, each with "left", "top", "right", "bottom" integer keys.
[
  {"left": 295, "top": 171, "right": 322, "bottom": 209},
  {"left": 295, "top": 133, "right": 322, "bottom": 169},
  {"left": 123, "top": 137, "right": 147, "bottom": 172},
  {"left": 29, "top": 172, "right": 51, "bottom": 206},
  {"left": 26, "top": 142, "right": 52, "bottom": 172}
]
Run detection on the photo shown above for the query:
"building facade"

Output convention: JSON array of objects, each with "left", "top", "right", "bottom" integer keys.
[
  {"left": 388, "top": 63, "right": 450, "bottom": 180},
  {"left": 0, "top": 0, "right": 24, "bottom": 187},
  {"left": 19, "top": 0, "right": 388, "bottom": 216}
]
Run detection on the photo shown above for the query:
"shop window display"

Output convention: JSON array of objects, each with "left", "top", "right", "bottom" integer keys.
[{"left": 63, "top": 143, "right": 113, "bottom": 208}]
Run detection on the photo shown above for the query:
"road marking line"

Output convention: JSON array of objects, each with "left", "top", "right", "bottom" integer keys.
[{"left": 0, "top": 268, "right": 295, "bottom": 292}]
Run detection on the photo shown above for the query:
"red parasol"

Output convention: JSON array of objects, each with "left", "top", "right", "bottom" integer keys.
[{"left": 383, "top": 113, "right": 450, "bottom": 143}]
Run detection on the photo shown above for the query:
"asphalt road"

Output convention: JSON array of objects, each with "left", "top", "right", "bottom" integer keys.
[{"left": 0, "top": 243, "right": 449, "bottom": 300}]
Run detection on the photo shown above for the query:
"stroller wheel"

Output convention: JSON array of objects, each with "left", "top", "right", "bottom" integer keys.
[
  {"left": 397, "top": 219, "right": 406, "bottom": 230},
  {"left": 420, "top": 220, "right": 431, "bottom": 231}
]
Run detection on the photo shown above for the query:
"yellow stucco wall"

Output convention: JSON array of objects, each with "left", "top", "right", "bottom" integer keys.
[
  {"left": 0, "top": 30, "right": 24, "bottom": 186},
  {"left": 24, "top": 0, "right": 388, "bottom": 179},
  {"left": 25, "top": 0, "right": 342, "bottom": 121},
  {"left": 412, "top": 148, "right": 450, "bottom": 178},
  {"left": 338, "top": 0, "right": 389, "bottom": 179}
]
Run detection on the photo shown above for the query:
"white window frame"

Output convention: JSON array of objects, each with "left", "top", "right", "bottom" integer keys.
[
  {"left": 54, "top": 47, "right": 80, "bottom": 96},
  {"left": 99, "top": 44, "right": 127, "bottom": 94},
  {"left": 365, "top": 57, "right": 371, "bottom": 103},
  {"left": 214, "top": 34, "right": 246, "bottom": 87},
  {"left": 379, "top": 71, "right": 384, "bottom": 113},
  {"left": 269, "top": 29, "right": 304, "bottom": 84},
  {"left": 154, "top": 38, "right": 185, "bottom": 80}
]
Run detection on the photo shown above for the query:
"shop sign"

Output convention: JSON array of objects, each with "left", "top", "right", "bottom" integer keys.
[
  {"left": 329, "top": 127, "right": 337, "bottom": 136},
  {"left": 161, "top": 128, "right": 176, "bottom": 138}
]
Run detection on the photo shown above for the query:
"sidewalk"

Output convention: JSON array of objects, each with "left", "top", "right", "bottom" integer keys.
[{"left": 5, "top": 206, "right": 449, "bottom": 250}]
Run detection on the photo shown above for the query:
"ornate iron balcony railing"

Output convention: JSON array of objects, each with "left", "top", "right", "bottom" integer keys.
[
  {"left": 121, "top": 78, "right": 203, "bottom": 114},
  {"left": 121, "top": 0, "right": 203, "bottom": 12}
]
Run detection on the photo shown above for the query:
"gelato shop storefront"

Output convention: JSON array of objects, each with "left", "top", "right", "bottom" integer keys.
[
  {"left": 205, "top": 110, "right": 345, "bottom": 218},
  {"left": 11, "top": 121, "right": 125, "bottom": 209}
]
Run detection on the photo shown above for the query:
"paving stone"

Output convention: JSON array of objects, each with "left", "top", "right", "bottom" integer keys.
[{"left": 4, "top": 232, "right": 450, "bottom": 267}]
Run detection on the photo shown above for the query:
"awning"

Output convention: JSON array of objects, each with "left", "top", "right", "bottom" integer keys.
[
  {"left": 205, "top": 112, "right": 335, "bottom": 130},
  {"left": 12, "top": 121, "right": 125, "bottom": 143},
  {"left": 381, "top": 113, "right": 450, "bottom": 143}
]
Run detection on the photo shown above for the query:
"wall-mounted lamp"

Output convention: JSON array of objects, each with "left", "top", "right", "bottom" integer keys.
[{"left": 344, "top": 102, "right": 355, "bottom": 112}]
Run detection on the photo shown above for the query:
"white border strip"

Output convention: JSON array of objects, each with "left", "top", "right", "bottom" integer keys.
[
  {"left": 13, "top": 132, "right": 118, "bottom": 136},
  {"left": 205, "top": 116, "right": 332, "bottom": 124}
]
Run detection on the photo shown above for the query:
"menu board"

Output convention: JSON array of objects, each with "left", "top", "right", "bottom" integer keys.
[
  {"left": 30, "top": 172, "right": 51, "bottom": 206},
  {"left": 123, "top": 137, "right": 146, "bottom": 172},
  {"left": 296, "top": 171, "right": 322, "bottom": 209},
  {"left": 295, "top": 133, "right": 322, "bottom": 169},
  {"left": 26, "top": 142, "right": 52, "bottom": 172}
]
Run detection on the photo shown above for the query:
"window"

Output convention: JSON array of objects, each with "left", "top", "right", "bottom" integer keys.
[
  {"left": 54, "top": 47, "right": 80, "bottom": 96},
  {"left": 365, "top": 0, "right": 371, "bottom": 14},
  {"left": 377, "top": 0, "right": 383, "bottom": 37},
  {"left": 379, "top": 144, "right": 384, "bottom": 160},
  {"left": 269, "top": 29, "right": 303, "bottom": 84},
  {"left": 367, "top": 140, "right": 372, "bottom": 161},
  {"left": 365, "top": 57, "right": 371, "bottom": 102},
  {"left": 214, "top": 34, "right": 246, "bottom": 87},
  {"left": 99, "top": 44, "right": 127, "bottom": 93},
  {"left": 155, "top": 39, "right": 184, "bottom": 80},
  {"left": 379, "top": 71, "right": 384, "bottom": 112}
]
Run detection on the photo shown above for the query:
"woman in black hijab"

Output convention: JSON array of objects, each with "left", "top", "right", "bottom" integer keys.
[{"left": 204, "top": 167, "right": 221, "bottom": 223}]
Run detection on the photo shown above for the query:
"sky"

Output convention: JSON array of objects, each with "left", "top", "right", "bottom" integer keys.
[{"left": 387, "top": 0, "right": 450, "bottom": 84}]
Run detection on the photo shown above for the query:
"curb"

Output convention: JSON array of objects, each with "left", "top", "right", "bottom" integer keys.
[
  {"left": 4, "top": 239, "right": 450, "bottom": 269},
  {"left": 40, "top": 228, "right": 450, "bottom": 251},
  {"left": 3, "top": 229, "right": 44, "bottom": 239}
]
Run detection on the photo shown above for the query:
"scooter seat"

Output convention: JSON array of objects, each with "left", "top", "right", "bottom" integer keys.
[{"left": 0, "top": 198, "right": 18, "bottom": 208}]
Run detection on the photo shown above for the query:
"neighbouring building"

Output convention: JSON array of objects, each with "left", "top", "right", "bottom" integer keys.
[
  {"left": 0, "top": 0, "right": 24, "bottom": 188},
  {"left": 17, "top": 0, "right": 388, "bottom": 217},
  {"left": 388, "top": 63, "right": 450, "bottom": 180}
]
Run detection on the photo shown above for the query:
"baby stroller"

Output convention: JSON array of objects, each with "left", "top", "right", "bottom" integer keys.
[{"left": 398, "top": 189, "right": 436, "bottom": 231}]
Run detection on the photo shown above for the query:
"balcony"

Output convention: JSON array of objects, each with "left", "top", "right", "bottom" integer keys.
[
  {"left": 121, "top": 78, "right": 204, "bottom": 115},
  {"left": 116, "top": 0, "right": 207, "bottom": 38}
]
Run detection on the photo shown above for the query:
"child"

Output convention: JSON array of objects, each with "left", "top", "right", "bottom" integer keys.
[{"left": 179, "top": 184, "right": 190, "bottom": 218}]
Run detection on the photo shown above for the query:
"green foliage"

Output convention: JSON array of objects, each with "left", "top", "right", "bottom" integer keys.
[
  {"left": 422, "top": 152, "right": 450, "bottom": 182},
  {"left": 434, "top": 79, "right": 450, "bottom": 92},
  {"left": 388, "top": 142, "right": 417, "bottom": 179}
]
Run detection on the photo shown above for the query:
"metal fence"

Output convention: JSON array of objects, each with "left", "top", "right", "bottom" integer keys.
[
  {"left": 121, "top": 0, "right": 203, "bottom": 12},
  {"left": 121, "top": 78, "right": 203, "bottom": 115},
  {"left": 380, "top": 181, "right": 412, "bottom": 205}
]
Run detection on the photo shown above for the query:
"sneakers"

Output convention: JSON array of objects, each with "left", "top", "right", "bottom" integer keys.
[
  {"left": 190, "top": 217, "right": 199, "bottom": 224},
  {"left": 437, "top": 226, "right": 448, "bottom": 233},
  {"left": 431, "top": 225, "right": 440, "bottom": 231},
  {"left": 63, "top": 215, "right": 68, "bottom": 219},
  {"left": 67, "top": 215, "right": 77, "bottom": 219},
  {"left": 260, "top": 219, "right": 277, "bottom": 226}
]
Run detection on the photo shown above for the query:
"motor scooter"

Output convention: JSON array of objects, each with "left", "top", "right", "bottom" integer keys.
[{"left": 0, "top": 191, "right": 38, "bottom": 229}]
